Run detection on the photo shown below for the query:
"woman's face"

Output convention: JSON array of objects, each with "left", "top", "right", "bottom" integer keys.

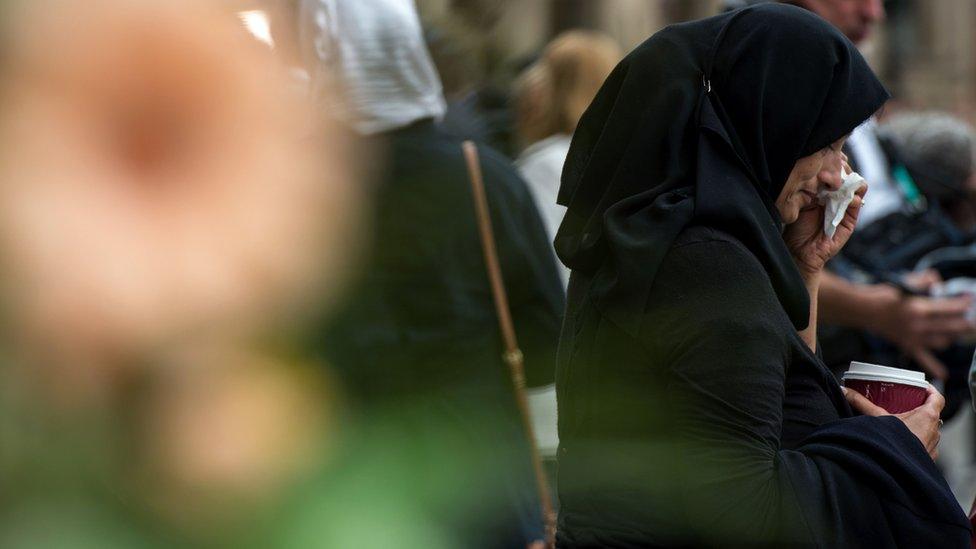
[{"left": 775, "top": 136, "right": 849, "bottom": 224}]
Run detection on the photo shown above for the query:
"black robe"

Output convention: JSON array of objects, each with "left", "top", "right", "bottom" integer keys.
[{"left": 556, "top": 226, "right": 970, "bottom": 547}]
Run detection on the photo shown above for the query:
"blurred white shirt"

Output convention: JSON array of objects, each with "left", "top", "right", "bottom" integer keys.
[
  {"left": 848, "top": 119, "right": 902, "bottom": 226},
  {"left": 516, "top": 134, "right": 571, "bottom": 289},
  {"left": 516, "top": 134, "right": 571, "bottom": 459}
]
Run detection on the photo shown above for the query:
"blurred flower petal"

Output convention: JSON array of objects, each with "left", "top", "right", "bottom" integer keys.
[{"left": 0, "top": 0, "right": 360, "bottom": 361}]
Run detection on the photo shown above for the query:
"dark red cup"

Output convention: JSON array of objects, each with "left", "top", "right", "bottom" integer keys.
[{"left": 842, "top": 362, "right": 928, "bottom": 414}]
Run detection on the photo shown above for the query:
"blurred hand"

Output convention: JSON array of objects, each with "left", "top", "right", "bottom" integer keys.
[
  {"left": 844, "top": 384, "right": 944, "bottom": 460},
  {"left": 902, "top": 269, "right": 942, "bottom": 292},
  {"left": 783, "top": 178, "right": 865, "bottom": 278},
  {"left": 868, "top": 290, "right": 975, "bottom": 379}
]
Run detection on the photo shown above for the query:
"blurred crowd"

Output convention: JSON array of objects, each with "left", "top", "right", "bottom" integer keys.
[{"left": 3, "top": 0, "right": 976, "bottom": 547}]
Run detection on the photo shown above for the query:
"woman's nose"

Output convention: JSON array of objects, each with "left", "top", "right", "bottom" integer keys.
[
  {"left": 819, "top": 150, "right": 845, "bottom": 190},
  {"left": 820, "top": 164, "right": 843, "bottom": 191}
]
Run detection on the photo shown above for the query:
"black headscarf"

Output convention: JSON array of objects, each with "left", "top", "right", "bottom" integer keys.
[{"left": 554, "top": 4, "right": 889, "bottom": 334}]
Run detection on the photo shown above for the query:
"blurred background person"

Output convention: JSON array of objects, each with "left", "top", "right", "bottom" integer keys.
[
  {"left": 876, "top": 110, "right": 976, "bottom": 507},
  {"left": 513, "top": 30, "right": 622, "bottom": 288},
  {"left": 880, "top": 112, "right": 976, "bottom": 234},
  {"left": 509, "top": 30, "right": 620, "bottom": 480},
  {"left": 422, "top": 0, "right": 520, "bottom": 156},
  {"left": 297, "top": 1, "right": 564, "bottom": 547},
  {"left": 787, "top": 0, "right": 884, "bottom": 44}
]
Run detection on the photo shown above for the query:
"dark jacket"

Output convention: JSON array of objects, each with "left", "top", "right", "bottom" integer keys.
[{"left": 318, "top": 119, "right": 564, "bottom": 547}]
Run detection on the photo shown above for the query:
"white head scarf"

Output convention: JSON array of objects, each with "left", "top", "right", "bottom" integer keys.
[{"left": 299, "top": 0, "right": 447, "bottom": 135}]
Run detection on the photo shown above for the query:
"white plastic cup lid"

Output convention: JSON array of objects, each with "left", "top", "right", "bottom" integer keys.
[{"left": 841, "top": 361, "right": 928, "bottom": 389}]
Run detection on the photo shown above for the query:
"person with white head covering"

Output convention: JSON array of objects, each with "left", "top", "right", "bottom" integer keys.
[
  {"left": 298, "top": 2, "right": 564, "bottom": 548},
  {"left": 299, "top": 0, "right": 446, "bottom": 134}
]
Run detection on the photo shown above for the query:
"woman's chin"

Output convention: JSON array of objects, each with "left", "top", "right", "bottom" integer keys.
[{"left": 780, "top": 209, "right": 800, "bottom": 225}]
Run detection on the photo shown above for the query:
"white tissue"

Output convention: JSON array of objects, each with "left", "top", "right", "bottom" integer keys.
[{"left": 817, "top": 168, "right": 866, "bottom": 239}]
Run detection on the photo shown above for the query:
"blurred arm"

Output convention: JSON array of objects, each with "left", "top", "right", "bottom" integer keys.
[
  {"left": 818, "top": 270, "right": 898, "bottom": 328},
  {"left": 819, "top": 270, "right": 974, "bottom": 377}
]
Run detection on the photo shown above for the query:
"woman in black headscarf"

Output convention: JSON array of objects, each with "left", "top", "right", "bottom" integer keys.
[{"left": 554, "top": 4, "right": 970, "bottom": 547}]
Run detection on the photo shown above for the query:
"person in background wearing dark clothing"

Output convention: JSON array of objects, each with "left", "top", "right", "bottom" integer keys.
[
  {"left": 298, "top": 1, "right": 564, "bottom": 548},
  {"left": 555, "top": 4, "right": 968, "bottom": 547},
  {"left": 784, "top": 0, "right": 976, "bottom": 381}
]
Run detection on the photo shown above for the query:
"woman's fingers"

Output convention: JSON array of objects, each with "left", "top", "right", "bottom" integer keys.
[
  {"left": 895, "top": 384, "right": 945, "bottom": 459},
  {"left": 919, "top": 385, "right": 944, "bottom": 456},
  {"left": 920, "top": 295, "right": 972, "bottom": 317},
  {"left": 921, "top": 315, "right": 975, "bottom": 337},
  {"left": 839, "top": 183, "right": 868, "bottom": 226},
  {"left": 844, "top": 195, "right": 862, "bottom": 222},
  {"left": 922, "top": 383, "right": 946, "bottom": 414},
  {"left": 842, "top": 387, "right": 888, "bottom": 416},
  {"left": 844, "top": 378, "right": 944, "bottom": 460},
  {"left": 846, "top": 186, "right": 867, "bottom": 214}
]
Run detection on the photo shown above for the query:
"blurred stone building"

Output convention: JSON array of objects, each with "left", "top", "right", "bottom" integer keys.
[
  {"left": 417, "top": 0, "right": 976, "bottom": 122},
  {"left": 878, "top": 0, "right": 976, "bottom": 119},
  {"left": 417, "top": 0, "right": 720, "bottom": 87}
]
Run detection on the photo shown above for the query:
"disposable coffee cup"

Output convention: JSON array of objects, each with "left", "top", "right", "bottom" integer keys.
[{"left": 842, "top": 361, "right": 928, "bottom": 414}]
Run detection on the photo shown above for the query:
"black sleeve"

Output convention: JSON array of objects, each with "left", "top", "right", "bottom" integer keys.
[{"left": 645, "top": 238, "right": 969, "bottom": 547}]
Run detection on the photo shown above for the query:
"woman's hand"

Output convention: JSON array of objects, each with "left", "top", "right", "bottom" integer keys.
[
  {"left": 843, "top": 384, "right": 944, "bottom": 460},
  {"left": 783, "top": 179, "right": 866, "bottom": 278}
]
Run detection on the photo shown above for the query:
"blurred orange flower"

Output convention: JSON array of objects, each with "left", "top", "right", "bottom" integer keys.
[{"left": 0, "top": 0, "right": 358, "bottom": 365}]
